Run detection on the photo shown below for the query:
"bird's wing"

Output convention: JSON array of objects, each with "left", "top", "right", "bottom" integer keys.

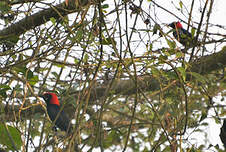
[
  {"left": 47, "top": 105, "right": 71, "bottom": 132},
  {"left": 57, "top": 109, "right": 72, "bottom": 132},
  {"left": 181, "top": 28, "right": 192, "bottom": 37}
]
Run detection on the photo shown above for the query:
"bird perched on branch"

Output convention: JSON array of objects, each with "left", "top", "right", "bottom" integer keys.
[
  {"left": 168, "top": 21, "right": 194, "bottom": 48},
  {"left": 40, "top": 92, "right": 72, "bottom": 133}
]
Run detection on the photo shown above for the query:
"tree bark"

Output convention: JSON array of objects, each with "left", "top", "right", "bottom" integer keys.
[{"left": 0, "top": 0, "right": 90, "bottom": 40}]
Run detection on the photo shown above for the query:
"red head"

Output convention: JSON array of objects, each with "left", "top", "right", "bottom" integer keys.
[
  {"left": 176, "top": 22, "right": 183, "bottom": 28},
  {"left": 169, "top": 21, "right": 183, "bottom": 29},
  {"left": 40, "top": 92, "right": 60, "bottom": 106}
]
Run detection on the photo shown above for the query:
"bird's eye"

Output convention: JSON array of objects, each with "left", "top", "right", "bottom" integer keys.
[
  {"left": 42, "top": 94, "right": 48, "bottom": 101},
  {"left": 46, "top": 94, "right": 51, "bottom": 100}
]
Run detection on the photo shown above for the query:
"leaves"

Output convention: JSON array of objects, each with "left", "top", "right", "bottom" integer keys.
[
  {"left": 177, "top": 67, "right": 186, "bottom": 81},
  {"left": 179, "top": 1, "right": 183, "bottom": 9},
  {"left": 191, "top": 27, "right": 196, "bottom": 38},
  {"left": 0, "top": 1, "right": 11, "bottom": 13},
  {"left": 0, "top": 84, "right": 11, "bottom": 98},
  {"left": 28, "top": 75, "right": 39, "bottom": 85},
  {"left": 166, "top": 39, "right": 176, "bottom": 49},
  {"left": 153, "top": 23, "right": 160, "bottom": 35},
  {"left": 50, "top": 17, "right": 56, "bottom": 26},
  {"left": 0, "top": 124, "right": 22, "bottom": 151},
  {"left": 13, "top": 66, "right": 33, "bottom": 79},
  {"left": 102, "top": 4, "right": 109, "bottom": 9},
  {"left": 102, "top": 37, "right": 116, "bottom": 45},
  {"left": 76, "top": 28, "right": 84, "bottom": 42},
  {"left": 103, "top": 130, "right": 121, "bottom": 148},
  {"left": 13, "top": 66, "right": 39, "bottom": 85},
  {"left": 0, "top": 35, "right": 19, "bottom": 49},
  {"left": 188, "top": 72, "right": 208, "bottom": 83}
]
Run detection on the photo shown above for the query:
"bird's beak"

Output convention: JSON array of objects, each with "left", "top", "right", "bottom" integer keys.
[{"left": 168, "top": 23, "right": 174, "bottom": 28}]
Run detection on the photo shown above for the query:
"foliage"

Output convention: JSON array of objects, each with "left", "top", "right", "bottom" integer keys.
[
  {"left": 0, "top": 0, "right": 225, "bottom": 151},
  {"left": 0, "top": 124, "right": 22, "bottom": 151}
]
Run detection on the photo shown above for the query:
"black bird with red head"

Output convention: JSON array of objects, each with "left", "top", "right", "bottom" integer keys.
[
  {"left": 168, "top": 21, "right": 193, "bottom": 47},
  {"left": 40, "top": 92, "right": 72, "bottom": 133}
]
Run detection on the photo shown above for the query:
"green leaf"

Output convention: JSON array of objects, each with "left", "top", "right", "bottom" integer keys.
[
  {"left": 152, "top": 23, "right": 160, "bottom": 35},
  {"left": 51, "top": 72, "right": 58, "bottom": 78},
  {"left": 53, "top": 63, "right": 65, "bottom": 68},
  {"left": 188, "top": 72, "right": 207, "bottom": 83},
  {"left": 166, "top": 39, "right": 176, "bottom": 49},
  {"left": 50, "top": 17, "right": 56, "bottom": 26},
  {"left": 166, "top": 71, "right": 177, "bottom": 80},
  {"left": 0, "top": 84, "right": 11, "bottom": 98},
  {"left": 149, "top": 43, "right": 153, "bottom": 51},
  {"left": 163, "top": 50, "right": 171, "bottom": 56},
  {"left": 83, "top": 54, "right": 89, "bottom": 63},
  {"left": 191, "top": 27, "right": 196, "bottom": 38},
  {"left": 28, "top": 75, "right": 39, "bottom": 85},
  {"left": 63, "top": 16, "right": 69, "bottom": 25},
  {"left": 179, "top": 1, "right": 183, "bottom": 9},
  {"left": 177, "top": 67, "right": 186, "bottom": 81},
  {"left": 162, "top": 146, "right": 171, "bottom": 152},
  {"left": 74, "top": 58, "right": 79, "bottom": 64},
  {"left": 102, "top": 37, "right": 116, "bottom": 45},
  {"left": 0, "top": 1, "right": 11, "bottom": 13},
  {"left": 13, "top": 66, "right": 33, "bottom": 79},
  {"left": 1, "top": 35, "right": 19, "bottom": 48},
  {"left": 175, "top": 51, "right": 183, "bottom": 58},
  {"left": 6, "top": 35, "right": 19, "bottom": 44},
  {"left": 14, "top": 84, "right": 22, "bottom": 92},
  {"left": 76, "top": 28, "right": 83, "bottom": 41},
  {"left": 0, "top": 124, "right": 22, "bottom": 151},
  {"left": 199, "top": 111, "right": 207, "bottom": 122},
  {"left": 103, "top": 130, "right": 120, "bottom": 148},
  {"left": 102, "top": 4, "right": 109, "bottom": 9},
  {"left": 27, "top": 69, "right": 34, "bottom": 79},
  {"left": 149, "top": 111, "right": 155, "bottom": 119},
  {"left": 11, "top": 54, "right": 17, "bottom": 60},
  {"left": 214, "top": 117, "right": 221, "bottom": 124},
  {"left": 151, "top": 66, "right": 161, "bottom": 77},
  {"left": 14, "top": 66, "right": 26, "bottom": 74},
  {"left": 159, "top": 55, "right": 168, "bottom": 61},
  {"left": 0, "top": 84, "right": 11, "bottom": 90}
]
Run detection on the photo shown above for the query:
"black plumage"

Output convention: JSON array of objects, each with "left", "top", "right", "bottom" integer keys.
[
  {"left": 40, "top": 92, "right": 72, "bottom": 133},
  {"left": 169, "top": 21, "right": 193, "bottom": 47}
]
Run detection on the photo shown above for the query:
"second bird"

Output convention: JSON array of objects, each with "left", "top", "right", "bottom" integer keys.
[{"left": 168, "top": 21, "right": 193, "bottom": 48}]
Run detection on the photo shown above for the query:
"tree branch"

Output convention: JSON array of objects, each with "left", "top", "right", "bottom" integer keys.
[
  {"left": 1, "top": 47, "right": 226, "bottom": 122},
  {"left": 0, "top": 0, "right": 90, "bottom": 40}
]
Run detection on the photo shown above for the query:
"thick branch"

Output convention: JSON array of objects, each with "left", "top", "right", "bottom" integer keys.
[
  {"left": 78, "top": 47, "right": 226, "bottom": 102},
  {"left": 189, "top": 46, "right": 226, "bottom": 75},
  {"left": 0, "top": 1, "right": 89, "bottom": 40}
]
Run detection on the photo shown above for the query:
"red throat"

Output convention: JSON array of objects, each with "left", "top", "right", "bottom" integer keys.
[
  {"left": 47, "top": 92, "right": 60, "bottom": 106},
  {"left": 176, "top": 22, "right": 183, "bottom": 28}
]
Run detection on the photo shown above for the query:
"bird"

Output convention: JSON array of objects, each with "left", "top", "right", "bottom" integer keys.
[
  {"left": 168, "top": 21, "right": 193, "bottom": 48},
  {"left": 39, "top": 92, "right": 72, "bottom": 133}
]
